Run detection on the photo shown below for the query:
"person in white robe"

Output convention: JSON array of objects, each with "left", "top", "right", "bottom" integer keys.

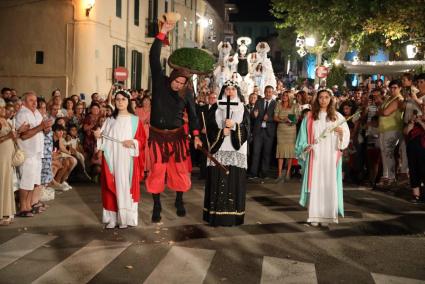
[
  {"left": 295, "top": 89, "right": 350, "bottom": 226},
  {"left": 94, "top": 90, "right": 146, "bottom": 229}
]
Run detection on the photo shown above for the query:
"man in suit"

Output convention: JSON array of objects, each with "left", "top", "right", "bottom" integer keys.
[
  {"left": 198, "top": 92, "right": 218, "bottom": 179},
  {"left": 246, "top": 92, "right": 258, "bottom": 171},
  {"left": 249, "top": 85, "right": 276, "bottom": 178}
]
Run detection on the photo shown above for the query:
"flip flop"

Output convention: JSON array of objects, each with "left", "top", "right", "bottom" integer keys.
[{"left": 16, "top": 211, "right": 34, "bottom": 217}]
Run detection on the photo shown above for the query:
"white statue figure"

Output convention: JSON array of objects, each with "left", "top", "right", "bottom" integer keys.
[
  {"left": 223, "top": 54, "right": 239, "bottom": 74},
  {"left": 256, "top": 41, "right": 276, "bottom": 91},
  {"left": 239, "top": 74, "right": 254, "bottom": 103},
  {"left": 253, "top": 62, "right": 266, "bottom": 97},
  {"left": 213, "top": 65, "right": 231, "bottom": 92},
  {"left": 217, "top": 41, "right": 233, "bottom": 66},
  {"left": 247, "top": 51, "right": 260, "bottom": 76}
]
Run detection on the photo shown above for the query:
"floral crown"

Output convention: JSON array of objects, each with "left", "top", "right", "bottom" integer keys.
[
  {"left": 223, "top": 80, "right": 239, "bottom": 88},
  {"left": 114, "top": 89, "right": 132, "bottom": 98},
  {"left": 317, "top": 88, "right": 335, "bottom": 97}
]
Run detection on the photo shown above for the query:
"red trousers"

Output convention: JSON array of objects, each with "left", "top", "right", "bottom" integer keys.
[{"left": 146, "top": 128, "right": 191, "bottom": 194}]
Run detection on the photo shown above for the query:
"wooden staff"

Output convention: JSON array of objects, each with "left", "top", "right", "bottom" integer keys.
[
  {"left": 196, "top": 145, "right": 230, "bottom": 175},
  {"left": 201, "top": 111, "right": 211, "bottom": 150}
]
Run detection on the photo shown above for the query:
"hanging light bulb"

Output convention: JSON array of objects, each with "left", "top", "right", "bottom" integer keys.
[{"left": 327, "top": 37, "right": 336, "bottom": 47}]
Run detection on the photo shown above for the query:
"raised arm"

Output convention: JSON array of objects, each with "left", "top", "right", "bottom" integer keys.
[{"left": 149, "top": 22, "right": 175, "bottom": 83}]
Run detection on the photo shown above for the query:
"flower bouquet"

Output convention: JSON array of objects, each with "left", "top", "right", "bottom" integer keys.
[{"left": 305, "top": 110, "right": 362, "bottom": 152}]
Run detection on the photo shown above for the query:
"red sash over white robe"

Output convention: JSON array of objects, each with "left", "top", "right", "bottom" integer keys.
[{"left": 99, "top": 115, "right": 146, "bottom": 226}]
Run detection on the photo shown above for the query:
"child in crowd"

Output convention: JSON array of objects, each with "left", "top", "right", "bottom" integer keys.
[{"left": 64, "top": 124, "right": 91, "bottom": 180}]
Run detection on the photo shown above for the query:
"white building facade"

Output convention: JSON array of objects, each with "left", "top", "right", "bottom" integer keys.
[{"left": 0, "top": 0, "right": 223, "bottom": 100}]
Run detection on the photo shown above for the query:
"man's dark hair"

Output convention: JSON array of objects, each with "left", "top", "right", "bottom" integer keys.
[
  {"left": 264, "top": 85, "right": 274, "bottom": 92},
  {"left": 1, "top": 87, "right": 11, "bottom": 94},
  {"left": 389, "top": 79, "right": 402, "bottom": 88},
  {"left": 415, "top": 73, "right": 425, "bottom": 81}
]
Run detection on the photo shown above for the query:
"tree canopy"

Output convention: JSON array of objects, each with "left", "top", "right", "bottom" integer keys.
[{"left": 271, "top": 0, "right": 425, "bottom": 60}]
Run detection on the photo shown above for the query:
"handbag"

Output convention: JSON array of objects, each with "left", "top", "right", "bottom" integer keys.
[{"left": 12, "top": 141, "right": 25, "bottom": 167}]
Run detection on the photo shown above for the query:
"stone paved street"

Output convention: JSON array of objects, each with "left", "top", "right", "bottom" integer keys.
[{"left": 1, "top": 177, "right": 424, "bottom": 283}]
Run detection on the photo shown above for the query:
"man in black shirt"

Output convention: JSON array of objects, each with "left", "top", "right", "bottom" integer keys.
[{"left": 146, "top": 21, "right": 202, "bottom": 223}]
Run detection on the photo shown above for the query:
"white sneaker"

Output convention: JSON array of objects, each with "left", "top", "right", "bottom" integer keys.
[
  {"left": 62, "top": 181, "right": 72, "bottom": 190},
  {"left": 58, "top": 183, "right": 70, "bottom": 191}
]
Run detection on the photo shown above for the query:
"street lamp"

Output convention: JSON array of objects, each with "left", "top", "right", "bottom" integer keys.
[{"left": 406, "top": 44, "right": 418, "bottom": 59}]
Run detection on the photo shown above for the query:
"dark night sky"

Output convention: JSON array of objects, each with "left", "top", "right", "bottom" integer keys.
[{"left": 229, "top": 0, "right": 273, "bottom": 22}]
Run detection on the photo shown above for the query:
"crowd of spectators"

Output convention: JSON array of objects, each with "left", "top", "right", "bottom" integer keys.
[
  {"left": 0, "top": 86, "right": 151, "bottom": 225},
  {"left": 1, "top": 71, "right": 424, "bottom": 226}
]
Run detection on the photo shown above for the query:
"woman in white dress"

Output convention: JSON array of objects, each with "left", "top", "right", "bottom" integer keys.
[
  {"left": 94, "top": 90, "right": 146, "bottom": 229},
  {"left": 295, "top": 89, "right": 350, "bottom": 226}
]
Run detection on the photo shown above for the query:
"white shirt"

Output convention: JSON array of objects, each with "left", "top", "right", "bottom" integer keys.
[
  {"left": 261, "top": 99, "right": 272, "bottom": 128},
  {"left": 15, "top": 106, "right": 44, "bottom": 158}
]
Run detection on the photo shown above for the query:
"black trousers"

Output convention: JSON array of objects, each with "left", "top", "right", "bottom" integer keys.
[
  {"left": 406, "top": 138, "right": 425, "bottom": 188},
  {"left": 250, "top": 129, "right": 274, "bottom": 176}
]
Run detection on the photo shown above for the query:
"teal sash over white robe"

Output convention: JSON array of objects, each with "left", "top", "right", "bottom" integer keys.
[{"left": 295, "top": 112, "right": 350, "bottom": 221}]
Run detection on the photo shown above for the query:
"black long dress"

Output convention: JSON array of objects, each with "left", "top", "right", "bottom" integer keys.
[{"left": 203, "top": 101, "right": 250, "bottom": 226}]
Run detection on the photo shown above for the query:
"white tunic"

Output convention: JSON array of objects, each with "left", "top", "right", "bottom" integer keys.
[
  {"left": 308, "top": 112, "right": 349, "bottom": 224},
  {"left": 98, "top": 115, "right": 140, "bottom": 227}
]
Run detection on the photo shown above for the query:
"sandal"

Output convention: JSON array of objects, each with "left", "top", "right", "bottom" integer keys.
[
  {"left": 16, "top": 211, "right": 34, "bottom": 217},
  {"left": 31, "top": 205, "right": 45, "bottom": 214}
]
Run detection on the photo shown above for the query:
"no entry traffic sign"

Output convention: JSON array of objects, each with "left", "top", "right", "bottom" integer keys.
[{"left": 114, "top": 67, "right": 128, "bottom": 81}]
